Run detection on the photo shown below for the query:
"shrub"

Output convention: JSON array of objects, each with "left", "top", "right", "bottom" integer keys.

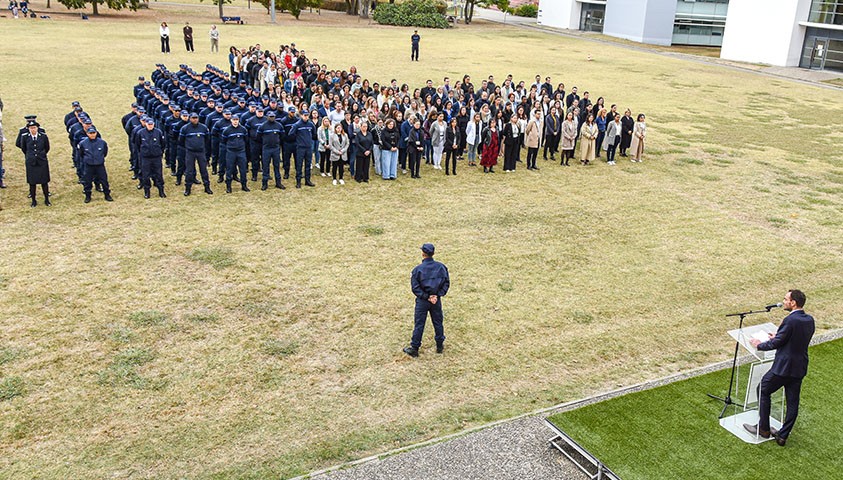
[
  {"left": 373, "top": 0, "right": 449, "bottom": 29},
  {"left": 513, "top": 3, "right": 537, "bottom": 18}
]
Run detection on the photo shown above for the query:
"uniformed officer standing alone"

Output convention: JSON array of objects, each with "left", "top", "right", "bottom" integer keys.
[
  {"left": 19, "top": 119, "right": 52, "bottom": 207},
  {"left": 404, "top": 243, "right": 450, "bottom": 357},
  {"left": 77, "top": 126, "right": 114, "bottom": 203}
]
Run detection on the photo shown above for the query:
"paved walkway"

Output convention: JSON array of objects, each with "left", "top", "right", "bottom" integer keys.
[{"left": 317, "top": 417, "right": 583, "bottom": 480}]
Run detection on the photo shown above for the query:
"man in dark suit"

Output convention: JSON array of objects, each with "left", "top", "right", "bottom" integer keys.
[{"left": 744, "top": 289, "right": 815, "bottom": 446}]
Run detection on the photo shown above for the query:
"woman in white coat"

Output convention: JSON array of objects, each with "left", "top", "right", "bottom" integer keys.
[
  {"left": 465, "top": 113, "right": 483, "bottom": 167},
  {"left": 629, "top": 114, "right": 647, "bottom": 162}
]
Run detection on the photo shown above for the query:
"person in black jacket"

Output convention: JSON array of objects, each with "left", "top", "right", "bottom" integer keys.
[
  {"left": 77, "top": 126, "right": 113, "bottom": 203},
  {"left": 444, "top": 117, "right": 460, "bottom": 176},
  {"left": 620, "top": 109, "right": 634, "bottom": 157},
  {"left": 745, "top": 289, "right": 815, "bottom": 446},
  {"left": 544, "top": 106, "right": 561, "bottom": 160},
  {"left": 403, "top": 243, "right": 450, "bottom": 358},
  {"left": 179, "top": 113, "right": 213, "bottom": 196},
  {"left": 407, "top": 119, "right": 424, "bottom": 179},
  {"left": 19, "top": 120, "right": 51, "bottom": 207},
  {"left": 501, "top": 115, "right": 520, "bottom": 172},
  {"left": 379, "top": 118, "right": 399, "bottom": 180},
  {"left": 135, "top": 117, "right": 167, "bottom": 199},
  {"left": 353, "top": 121, "right": 374, "bottom": 183}
]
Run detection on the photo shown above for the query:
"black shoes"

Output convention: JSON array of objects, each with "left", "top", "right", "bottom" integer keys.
[
  {"left": 295, "top": 181, "right": 301, "bottom": 189},
  {"left": 84, "top": 194, "right": 92, "bottom": 204},
  {"left": 204, "top": 185, "right": 213, "bottom": 195},
  {"left": 144, "top": 189, "right": 151, "bottom": 199},
  {"left": 305, "top": 181, "right": 315, "bottom": 187},
  {"left": 104, "top": 194, "right": 114, "bottom": 202},
  {"left": 158, "top": 188, "right": 166, "bottom": 198},
  {"left": 774, "top": 433, "right": 787, "bottom": 446},
  {"left": 175, "top": 176, "right": 182, "bottom": 186},
  {"left": 436, "top": 342, "right": 444, "bottom": 354},
  {"left": 403, "top": 347, "right": 419, "bottom": 358},
  {"left": 44, "top": 197, "right": 52, "bottom": 206},
  {"left": 275, "top": 181, "right": 285, "bottom": 190},
  {"left": 225, "top": 183, "right": 232, "bottom": 194},
  {"left": 742, "top": 424, "right": 770, "bottom": 438},
  {"left": 184, "top": 188, "right": 191, "bottom": 196},
  {"left": 251, "top": 173, "right": 258, "bottom": 182},
  {"left": 261, "top": 181, "right": 268, "bottom": 191},
  {"left": 241, "top": 184, "right": 250, "bottom": 192},
  {"left": 31, "top": 199, "right": 37, "bottom": 207}
]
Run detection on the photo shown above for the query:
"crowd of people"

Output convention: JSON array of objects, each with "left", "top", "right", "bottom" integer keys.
[
  {"left": 0, "top": 38, "right": 648, "bottom": 207},
  {"left": 121, "top": 39, "right": 646, "bottom": 195}
]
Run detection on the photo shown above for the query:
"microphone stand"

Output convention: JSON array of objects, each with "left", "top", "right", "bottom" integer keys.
[{"left": 707, "top": 307, "right": 773, "bottom": 419}]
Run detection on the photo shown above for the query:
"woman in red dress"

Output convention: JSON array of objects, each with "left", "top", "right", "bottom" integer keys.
[{"left": 480, "top": 122, "right": 499, "bottom": 173}]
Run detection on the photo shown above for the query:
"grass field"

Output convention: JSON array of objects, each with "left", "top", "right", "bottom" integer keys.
[
  {"left": 548, "top": 339, "right": 843, "bottom": 480},
  {"left": 1, "top": 3, "right": 843, "bottom": 478}
]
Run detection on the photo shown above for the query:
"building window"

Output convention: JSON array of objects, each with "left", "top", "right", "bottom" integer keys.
[{"left": 809, "top": 0, "right": 843, "bottom": 25}]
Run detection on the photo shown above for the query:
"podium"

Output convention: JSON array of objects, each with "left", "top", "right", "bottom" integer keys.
[{"left": 718, "top": 322, "right": 785, "bottom": 444}]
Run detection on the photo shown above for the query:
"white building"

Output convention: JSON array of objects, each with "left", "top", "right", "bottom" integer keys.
[{"left": 536, "top": 0, "right": 843, "bottom": 71}]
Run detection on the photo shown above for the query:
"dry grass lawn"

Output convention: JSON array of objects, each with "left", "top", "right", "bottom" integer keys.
[{"left": 1, "top": 3, "right": 843, "bottom": 478}]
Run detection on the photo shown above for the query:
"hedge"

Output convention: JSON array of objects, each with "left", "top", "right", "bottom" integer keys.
[{"left": 373, "top": 0, "right": 449, "bottom": 29}]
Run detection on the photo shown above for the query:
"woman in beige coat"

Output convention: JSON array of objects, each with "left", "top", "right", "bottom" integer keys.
[
  {"left": 560, "top": 111, "right": 577, "bottom": 166},
  {"left": 579, "top": 113, "right": 598, "bottom": 165},
  {"left": 524, "top": 109, "right": 542, "bottom": 170},
  {"left": 629, "top": 113, "right": 646, "bottom": 162}
]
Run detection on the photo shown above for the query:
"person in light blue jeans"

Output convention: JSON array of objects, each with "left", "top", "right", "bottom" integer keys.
[
  {"left": 380, "top": 118, "right": 399, "bottom": 180},
  {"left": 372, "top": 117, "right": 383, "bottom": 176}
]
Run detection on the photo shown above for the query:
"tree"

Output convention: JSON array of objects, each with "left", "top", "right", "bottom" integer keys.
[
  {"left": 280, "top": 0, "right": 320, "bottom": 18},
  {"left": 463, "top": 0, "right": 510, "bottom": 24},
  {"left": 256, "top": 0, "right": 321, "bottom": 19},
  {"left": 56, "top": 0, "right": 142, "bottom": 15},
  {"left": 200, "top": 0, "right": 234, "bottom": 19}
]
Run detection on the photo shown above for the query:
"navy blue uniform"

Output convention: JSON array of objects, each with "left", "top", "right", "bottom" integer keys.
[
  {"left": 410, "top": 257, "right": 450, "bottom": 349},
  {"left": 164, "top": 113, "right": 182, "bottom": 170},
  {"left": 179, "top": 122, "right": 212, "bottom": 187},
  {"left": 257, "top": 119, "right": 284, "bottom": 184},
  {"left": 280, "top": 114, "right": 298, "bottom": 177},
  {"left": 135, "top": 127, "right": 166, "bottom": 190},
  {"left": 77, "top": 137, "right": 111, "bottom": 196},
  {"left": 246, "top": 114, "right": 267, "bottom": 176},
  {"left": 221, "top": 124, "right": 249, "bottom": 187},
  {"left": 212, "top": 117, "right": 232, "bottom": 179},
  {"left": 290, "top": 118, "right": 317, "bottom": 184}
]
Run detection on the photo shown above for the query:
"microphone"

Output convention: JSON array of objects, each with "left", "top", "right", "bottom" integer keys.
[{"left": 765, "top": 302, "right": 783, "bottom": 311}]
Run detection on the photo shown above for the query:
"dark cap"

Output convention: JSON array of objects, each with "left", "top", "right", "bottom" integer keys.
[
  {"left": 27, "top": 120, "right": 40, "bottom": 128},
  {"left": 266, "top": 111, "right": 276, "bottom": 118},
  {"left": 223, "top": 109, "right": 232, "bottom": 115},
  {"left": 189, "top": 112, "right": 199, "bottom": 119},
  {"left": 138, "top": 76, "right": 145, "bottom": 80},
  {"left": 287, "top": 106, "right": 297, "bottom": 113},
  {"left": 86, "top": 126, "right": 97, "bottom": 133},
  {"left": 421, "top": 243, "right": 435, "bottom": 255},
  {"left": 71, "top": 101, "right": 81, "bottom": 107}
]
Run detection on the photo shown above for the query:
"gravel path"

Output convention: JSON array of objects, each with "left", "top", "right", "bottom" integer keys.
[{"left": 317, "top": 416, "right": 585, "bottom": 480}]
